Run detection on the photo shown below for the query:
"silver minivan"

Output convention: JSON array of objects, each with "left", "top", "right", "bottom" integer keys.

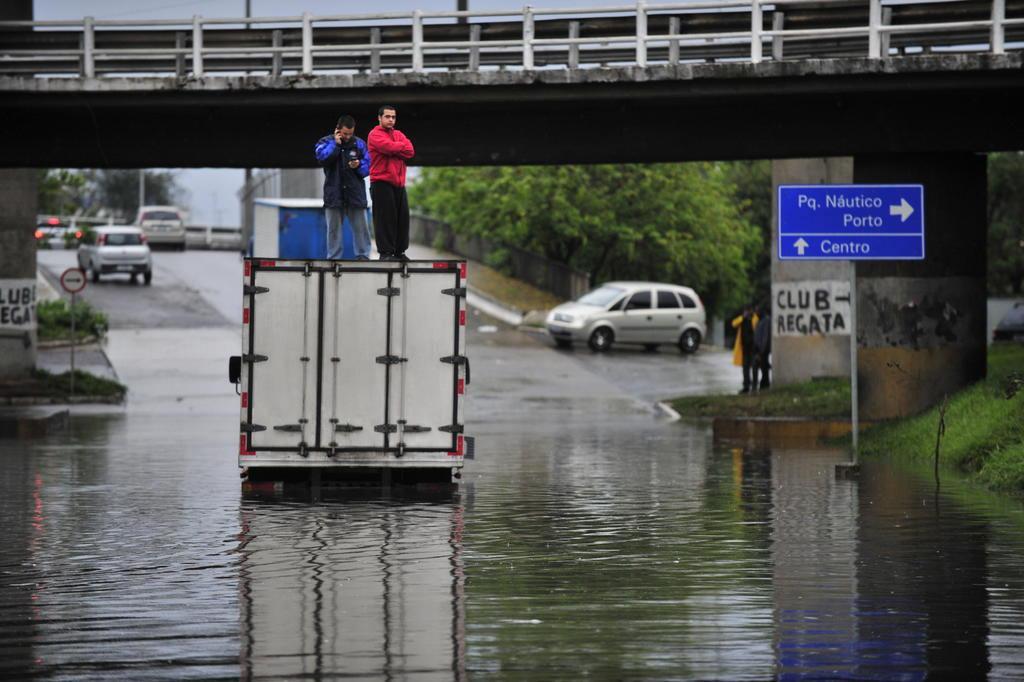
[{"left": 545, "top": 281, "right": 707, "bottom": 353}]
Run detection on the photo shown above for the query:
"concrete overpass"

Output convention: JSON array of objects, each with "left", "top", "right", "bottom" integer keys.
[{"left": 2, "top": 0, "right": 1022, "bottom": 420}]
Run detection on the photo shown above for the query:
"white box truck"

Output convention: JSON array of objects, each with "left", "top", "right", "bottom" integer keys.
[{"left": 229, "top": 257, "right": 470, "bottom": 484}]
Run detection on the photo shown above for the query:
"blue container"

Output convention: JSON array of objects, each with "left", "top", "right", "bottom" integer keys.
[{"left": 252, "top": 199, "right": 355, "bottom": 259}]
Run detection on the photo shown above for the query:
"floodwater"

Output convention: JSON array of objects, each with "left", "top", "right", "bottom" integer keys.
[{"left": 3, "top": 411, "right": 1024, "bottom": 680}]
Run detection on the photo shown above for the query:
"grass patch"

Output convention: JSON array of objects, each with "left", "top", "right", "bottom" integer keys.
[
  {"left": 33, "top": 369, "right": 126, "bottom": 399},
  {"left": 468, "top": 262, "right": 563, "bottom": 315},
  {"left": 37, "top": 299, "right": 108, "bottom": 343},
  {"left": 670, "top": 377, "right": 850, "bottom": 418},
  {"left": 859, "top": 343, "right": 1024, "bottom": 493}
]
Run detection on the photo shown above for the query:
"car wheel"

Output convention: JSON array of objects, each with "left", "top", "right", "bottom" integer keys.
[
  {"left": 130, "top": 273, "right": 138, "bottom": 284},
  {"left": 90, "top": 265, "right": 101, "bottom": 282},
  {"left": 644, "top": 343, "right": 659, "bottom": 352},
  {"left": 588, "top": 327, "right": 614, "bottom": 352},
  {"left": 554, "top": 338, "right": 573, "bottom": 350},
  {"left": 678, "top": 329, "right": 701, "bottom": 354},
  {"left": 143, "top": 269, "right": 153, "bottom": 286}
]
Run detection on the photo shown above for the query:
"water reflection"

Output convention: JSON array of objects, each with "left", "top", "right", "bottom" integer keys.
[{"left": 237, "top": 492, "right": 467, "bottom": 680}]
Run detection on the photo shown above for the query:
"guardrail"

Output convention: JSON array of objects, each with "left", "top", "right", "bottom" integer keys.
[
  {"left": 185, "top": 224, "right": 243, "bottom": 250},
  {"left": 1, "top": 1, "right": 1021, "bottom": 78}
]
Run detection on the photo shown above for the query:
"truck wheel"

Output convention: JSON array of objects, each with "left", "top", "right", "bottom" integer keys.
[
  {"left": 678, "top": 329, "right": 701, "bottom": 354},
  {"left": 589, "top": 327, "right": 614, "bottom": 352}
]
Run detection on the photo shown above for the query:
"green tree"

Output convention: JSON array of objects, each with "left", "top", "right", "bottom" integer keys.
[
  {"left": 988, "top": 152, "right": 1024, "bottom": 295},
  {"left": 37, "top": 168, "right": 87, "bottom": 216},
  {"left": 87, "top": 169, "right": 183, "bottom": 220},
  {"left": 411, "top": 164, "right": 761, "bottom": 316},
  {"left": 720, "top": 160, "right": 772, "bottom": 307}
]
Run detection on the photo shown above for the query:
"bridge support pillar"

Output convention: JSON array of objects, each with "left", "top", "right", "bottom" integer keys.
[
  {"left": 771, "top": 158, "right": 854, "bottom": 385},
  {"left": 853, "top": 153, "right": 987, "bottom": 420},
  {"left": 0, "top": 169, "right": 38, "bottom": 379}
]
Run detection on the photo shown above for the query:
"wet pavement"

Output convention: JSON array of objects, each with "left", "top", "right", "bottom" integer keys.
[{"left": 3, "top": 251, "right": 1023, "bottom": 679}]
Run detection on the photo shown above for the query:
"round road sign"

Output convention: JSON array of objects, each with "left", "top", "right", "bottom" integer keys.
[{"left": 60, "top": 267, "right": 87, "bottom": 294}]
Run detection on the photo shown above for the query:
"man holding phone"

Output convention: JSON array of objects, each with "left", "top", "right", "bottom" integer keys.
[{"left": 314, "top": 114, "right": 372, "bottom": 259}]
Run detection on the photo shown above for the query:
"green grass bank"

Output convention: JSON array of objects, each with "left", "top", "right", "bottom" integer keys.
[{"left": 670, "top": 344, "right": 1024, "bottom": 494}]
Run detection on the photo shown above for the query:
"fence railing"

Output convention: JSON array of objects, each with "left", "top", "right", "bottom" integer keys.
[
  {"left": 1, "top": 1, "right": 1021, "bottom": 78},
  {"left": 410, "top": 215, "right": 591, "bottom": 303}
]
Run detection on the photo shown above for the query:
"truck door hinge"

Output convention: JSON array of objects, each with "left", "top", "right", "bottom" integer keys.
[
  {"left": 398, "top": 420, "right": 431, "bottom": 433},
  {"left": 376, "top": 355, "right": 407, "bottom": 365},
  {"left": 332, "top": 421, "right": 363, "bottom": 433},
  {"left": 241, "top": 423, "right": 266, "bottom": 433},
  {"left": 439, "top": 423, "right": 464, "bottom": 434},
  {"left": 377, "top": 287, "right": 401, "bottom": 297},
  {"left": 243, "top": 285, "right": 269, "bottom": 295},
  {"left": 441, "top": 355, "right": 471, "bottom": 384},
  {"left": 442, "top": 287, "right": 467, "bottom": 298},
  {"left": 273, "top": 421, "right": 306, "bottom": 432},
  {"left": 243, "top": 353, "right": 268, "bottom": 363},
  {"left": 374, "top": 423, "right": 398, "bottom": 434}
]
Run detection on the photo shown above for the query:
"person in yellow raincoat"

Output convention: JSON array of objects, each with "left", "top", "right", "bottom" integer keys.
[{"left": 731, "top": 306, "right": 759, "bottom": 393}]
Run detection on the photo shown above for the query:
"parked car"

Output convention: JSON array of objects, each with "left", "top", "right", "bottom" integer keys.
[
  {"left": 993, "top": 301, "right": 1024, "bottom": 342},
  {"left": 545, "top": 281, "right": 707, "bottom": 353},
  {"left": 135, "top": 205, "right": 186, "bottom": 250},
  {"left": 34, "top": 218, "right": 85, "bottom": 249},
  {"left": 77, "top": 226, "right": 153, "bottom": 284}
]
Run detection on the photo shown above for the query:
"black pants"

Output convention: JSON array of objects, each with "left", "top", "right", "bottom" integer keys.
[
  {"left": 753, "top": 352, "right": 771, "bottom": 389},
  {"left": 742, "top": 350, "right": 755, "bottom": 390},
  {"left": 370, "top": 182, "right": 409, "bottom": 257}
]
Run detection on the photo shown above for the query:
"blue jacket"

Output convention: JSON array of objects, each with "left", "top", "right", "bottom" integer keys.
[{"left": 314, "top": 134, "right": 370, "bottom": 209}]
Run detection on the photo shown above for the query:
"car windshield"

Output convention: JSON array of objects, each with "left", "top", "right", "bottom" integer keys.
[
  {"left": 106, "top": 233, "right": 143, "bottom": 246},
  {"left": 140, "top": 211, "right": 180, "bottom": 221},
  {"left": 577, "top": 286, "right": 626, "bottom": 307}
]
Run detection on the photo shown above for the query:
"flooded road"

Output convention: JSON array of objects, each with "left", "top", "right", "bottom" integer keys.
[{"left": 5, "top": 251, "right": 1024, "bottom": 679}]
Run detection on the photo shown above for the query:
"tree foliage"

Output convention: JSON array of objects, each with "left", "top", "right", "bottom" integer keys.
[
  {"left": 36, "top": 168, "right": 184, "bottom": 221},
  {"left": 410, "top": 163, "right": 762, "bottom": 315},
  {"left": 988, "top": 152, "right": 1024, "bottom": 295}
]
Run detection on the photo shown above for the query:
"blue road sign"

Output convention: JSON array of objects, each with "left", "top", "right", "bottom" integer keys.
[{"left": 778, "top": 184, "right": 925, "bottom": 260}]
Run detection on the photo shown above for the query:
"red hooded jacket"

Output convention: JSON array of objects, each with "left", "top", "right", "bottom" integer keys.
[{"left": 367, "top": 125, "right": 415, "bottom": 187}]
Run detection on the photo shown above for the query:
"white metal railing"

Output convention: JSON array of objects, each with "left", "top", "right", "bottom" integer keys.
[{"left": 0, "top": 0, "right": 1021, "bottom": 78}]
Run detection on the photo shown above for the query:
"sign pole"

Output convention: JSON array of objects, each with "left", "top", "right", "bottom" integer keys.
[
  {"left": 70, "top": 291, "right": 76, "bottom": 398},
  {"left": 850, "top": 261, "right": 858, "bottom": 460}
]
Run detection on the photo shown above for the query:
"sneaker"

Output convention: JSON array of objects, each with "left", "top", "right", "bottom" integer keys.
[
  {"left": 739, "top": 387, "right": 750, "bottom": 394},
  {"left": 356, "top": 255, "right": 370, "bottom": 261},
  {"left": 396, "top": 252, "right": 410, "bottom": 262},
  {"left": 379, "top": 254, "right": 394, "bottom": 261}
]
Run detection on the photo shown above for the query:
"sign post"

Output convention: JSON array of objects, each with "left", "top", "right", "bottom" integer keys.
[
  {"left": 59, "top": 268, "right": 87, "bottom": 398},
  {"left": 778, "top": 184, "right": 925, "bottom": 467}
]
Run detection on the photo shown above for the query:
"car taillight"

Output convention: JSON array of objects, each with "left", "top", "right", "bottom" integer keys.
[
  {"left": 74, "top": 230, "right": 83, "bottom": 239},
  {"left": 34, "top": 229, "right": 44, "bottom": 239},
  {"left": 139, "top": 234, "right": 147, "bottom": 244},
  {"left": 97, "top": 234, "right": 106, "bottom": 245},
  {"left": 47, "top": 217, "right": 60, "bottom": 226}
]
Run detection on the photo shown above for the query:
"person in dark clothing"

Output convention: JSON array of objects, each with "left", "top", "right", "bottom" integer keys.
[
  {"left": 731, "top": 306, "right": 759, "bottom": 394},
  {"left": 752, "top": 305, "right": 772, "bottom": 390},
  {"left": 314, "top": 114, "right": 372, "bottom": 259},
  {"left": 367, "top": 105, "right": 415, "bottom": 261}
]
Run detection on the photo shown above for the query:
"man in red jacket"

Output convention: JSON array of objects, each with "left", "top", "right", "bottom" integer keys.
[{"left": 367, "top": 104, "right": 415, "bottom": 261}]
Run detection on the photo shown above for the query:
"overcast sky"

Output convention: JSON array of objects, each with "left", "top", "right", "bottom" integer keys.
[{"left": 35, "top": 0, "right": 629, "bottom": 224}]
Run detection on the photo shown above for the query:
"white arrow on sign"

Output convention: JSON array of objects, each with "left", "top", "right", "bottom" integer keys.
[
  {"left": 889, "top": 197, "right": 914, "bottom": 223},
  {"left": 793, "top": 238, "right": 809, "bottom": 255}
]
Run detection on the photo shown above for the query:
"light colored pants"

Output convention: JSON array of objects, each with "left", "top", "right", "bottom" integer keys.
[{"left": 325, "top": 206, "right": 372, "bottom": 259}]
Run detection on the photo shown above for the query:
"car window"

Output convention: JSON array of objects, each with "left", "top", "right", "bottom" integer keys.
[
  {"left": 105, "top": 233, "right": 143, "bottom": 246},
  {"left": 626, "top": 291, "right": 652, "bottom": 310},
  {"left": 608, "top": 296, "right": 626, "bottom": 312},
  {"left": 140, "top": 211, "right": 181, "bottom": 222},
  {"left": 578, "top": 286, "right": 626, "bottom": 307},
  {"left": 657, "top": 290, "right": 681, "bottom": 309},
  {"left": 678, "top": 293, "right": 697, "bottom": 309}
]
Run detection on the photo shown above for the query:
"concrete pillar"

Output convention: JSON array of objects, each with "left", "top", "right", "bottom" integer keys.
[
  {"left": 853, "top": 153, "right": 987, "bottom": 420},
  {"left": 0, "top": 170, "right": 39, "bottom": 379},
  {"left": 771, "top": 158, "right": 854, "bottom": 385}
]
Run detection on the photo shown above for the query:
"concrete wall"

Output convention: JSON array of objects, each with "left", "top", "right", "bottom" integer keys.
[
  {"left": 0, "top": 169, "right": 38, "bottom": 378},
  {"left": 771, "top": 158, "right": 854, "bottom": 385},
  {"left": 853, "top": 153, "right": 987, "bottom": 420}
]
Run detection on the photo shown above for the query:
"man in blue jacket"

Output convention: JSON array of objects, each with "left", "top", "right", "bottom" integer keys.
[{"left": 314, "top": 115, "right": 372, "bottom": 259}]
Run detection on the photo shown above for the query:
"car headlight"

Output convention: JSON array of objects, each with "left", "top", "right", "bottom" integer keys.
[{"left": 553, "top": 312, "right": 575, "bottom": 323}]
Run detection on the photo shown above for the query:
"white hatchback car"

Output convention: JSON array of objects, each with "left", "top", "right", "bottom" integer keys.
[
  {"left": 77, "top": 226, "right": 153, "bottom": 284},
  {"left": 546, "top": 281, "right": 706, "bottom": 353}
]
